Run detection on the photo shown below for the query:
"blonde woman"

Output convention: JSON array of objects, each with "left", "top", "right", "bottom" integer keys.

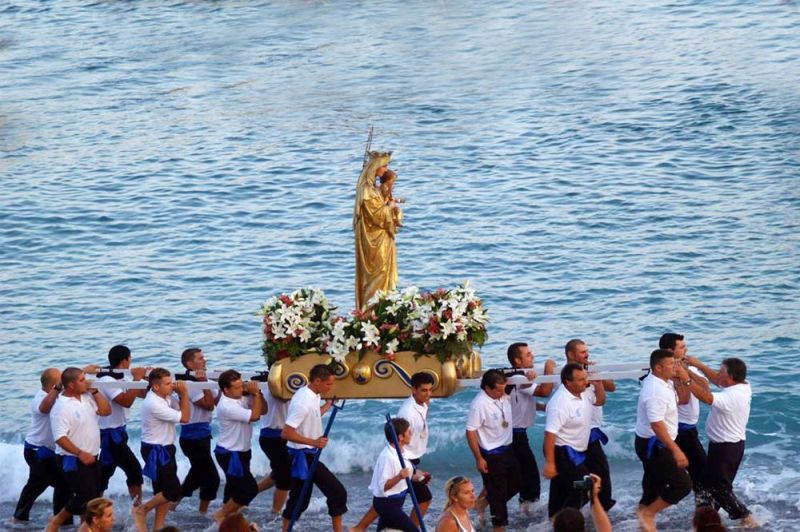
[
  {"left": 78, "top": 497, "right": 114, "bottom": 532},
  {"left": 436, "top": 476, "right": 476, "bottom": 532}
]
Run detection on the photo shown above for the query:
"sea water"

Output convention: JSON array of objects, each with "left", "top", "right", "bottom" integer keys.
[{"left": 1, "top": 0, "right": 799, "bottom": 530}]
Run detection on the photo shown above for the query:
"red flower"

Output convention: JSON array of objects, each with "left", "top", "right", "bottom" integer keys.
[{"left": 280, "top": 295, "right": 293, "bottom": 306}]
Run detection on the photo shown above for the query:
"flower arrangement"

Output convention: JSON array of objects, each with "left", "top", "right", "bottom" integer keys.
[
  {"left": 258, "top": 287, "right": 338, "bottom": 365},
  {"left": 259, "top": 283, "right": 488, "bottom": 365}
]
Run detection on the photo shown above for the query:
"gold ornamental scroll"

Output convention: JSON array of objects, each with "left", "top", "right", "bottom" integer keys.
[{"left": 267, "top": 351, "right": 482, "bottom": 400}]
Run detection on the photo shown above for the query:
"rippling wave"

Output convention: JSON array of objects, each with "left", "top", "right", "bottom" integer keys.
[{"left": 1, "top": 0, "right": 799, "bottom": 530}]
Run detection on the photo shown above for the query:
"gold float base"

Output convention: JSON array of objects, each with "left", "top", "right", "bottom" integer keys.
[{"left": 267, "top": 351, "right": 481, "bottom": 400}]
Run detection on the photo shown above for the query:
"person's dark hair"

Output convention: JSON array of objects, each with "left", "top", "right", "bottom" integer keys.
[
  {"left": 480, "top": 369, "right": 506, "bottom": 390},
  {"left": 218, "top": 511, "right": 251, "bottom": 532},
  {"left": 108, "top": 344, "right": 131, "bottom": 368},
  {"left": 84, "top": 497, "right": 113, "bottom": 526},
  {"left": 218, "top": 369, "right": 242, "bottom": 391},
  {"left": 180, "top": 348, "right": 202, "bottom": 369},
  {"left": 147, "top": 367, "right": 171, "bottom": 386},
  {"left": 560, "top": 363, "right": 585, "bottom": 385},
  {"left": 309, "top": 364, "right": 334, "bottom": 382},
  {"left": 659, "top": 332, "right": 684, "bottom": 351},
  {"left": 506, "top": 343, "right": 528, "bottom": 366},
  {"left": 384, "top": 417, "right": 411, "bottom": 443},
  {"left": 62, "top": 367, "right": 82, "bottom": 388},
  {"left": 564, "top": 339, "right": 585, "bottom": 357},
  {"left": 649, "top": 349, "right": 675, "bottom": 370},
  {"left": 553, "top": 506, "right": 585, "bottom": 532},
  {"left": 410, "top": 371, "right": 435, "bottom": 389},
  {"left": 693, "top": 506, "right": 722, "bottom": 531},
  {"left": 722, "top": 358, "right": 747, "bottom": 383}
]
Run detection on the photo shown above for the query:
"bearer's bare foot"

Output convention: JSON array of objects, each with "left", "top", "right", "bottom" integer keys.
[
  {"left": 348, "top": 527, "right": 364, "bottom": 532},
  {"left": 741, "top": 514, "right": 760, "bottom": 528},
  {"left": 520, "top": 501, "right": 532, "bottom": 517},
  {"left": 132, "top": 505, "right": 147, "bottom": 532},
  {"left": 636, "top": 506, "right": 656, "bottom": 532},
  {"left": 132, "top": 493, "right": 142, "bottom": 507},
  {"left": 212, "top": 509, "right": 225, "bottom": 525}
]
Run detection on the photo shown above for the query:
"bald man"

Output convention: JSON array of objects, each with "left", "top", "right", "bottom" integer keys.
[{"left": 12, "top": 368, "right": 71, "bottom": 525}]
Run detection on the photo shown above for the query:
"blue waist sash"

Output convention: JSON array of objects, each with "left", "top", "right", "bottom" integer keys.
[
  {"left": 61, "top": 455, "right": 79, "bottom": 472},
  {"left": 214, "top": 445, "right": 244, "bottom": 478},
  {"left": 479, "top": 444, "right": 511, "bottom": 456},
  {"left": 589, "top": 427, "right": 609, "bottom": 445},
  {"left": 100, "top": 425, "right": 127, "bottom": 466},
  {"left": 142, "top": 443, "right": 172, "bottom": 482},
  {"left": 512, "top": 427, "right": 527, "bottom": 434},
  {"left": 678, "top": 422, "right": 697, "bottom": 433},
  {"left": 646, "top": 436, "right": 667, "bottom": 459},
  {"left": 260, "top": 427, "right": 283, "bottom": 439},
  {"left": 25, "top": 441, "right": 56, "bottom": 461},
  {"left": 181, "top": 422, "right": 212, "bottom": 440},
  {"left": 288, "top": 447, "right": 318, "bottom": 480},
  {"left": 558, "top": 445, "right": 587, "bottom": 466}
]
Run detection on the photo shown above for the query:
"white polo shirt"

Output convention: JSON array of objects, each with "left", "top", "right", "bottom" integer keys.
[
  {"left": 706, "top": 382, "right": 751, "bottom": 443},
  {"left": 185, "top": 388, "right": 219, "bottom": 425},
  {"left": 26, "top": 390, "right": 55, "bottom": 449},
  {"left": 508, "top": 378, "right": 538, "bottom": 429},
  {"left": 51, "top": 393, "right": 101, "bottom": 456},
  {"left": 677, "top": 367, "right": 704, "bottom": 425},
  {"left": 217, "top": 395, "right": 255, "bottom": 451},
  {"left": 397, "top": 396, "right": 429, "bottom": 460},
  {"left": 285, "top": 385, "right": 323, "bottom": 450},
  {"left": 262, "top": 392, "right": 288, "bottom": 430},
  {"left": 635, "top": 373, "right": 679, "bottom": 440},
  {"left": 140, "top": 391, "right": 181, "bottom": 446},
  {"left": 98, "top": 375, "right": 129, "bottom": 430},
  {"left": 369, "top": 444, "right": 410, "bottom": 497},
  {"left": 544, "top": 385, "right": 596, "bottom": 451},
  {"left": 466, "top": 390, "right": 513, "bottom": 451}
]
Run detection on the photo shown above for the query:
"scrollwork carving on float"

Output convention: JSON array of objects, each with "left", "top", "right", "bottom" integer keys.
[{"left": 267, "top": 350, "right": 482, "bottom": 400}]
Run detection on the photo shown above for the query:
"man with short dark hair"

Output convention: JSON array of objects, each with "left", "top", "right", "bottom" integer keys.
[
  {"left": 635, "top": 349, "right": 692, "bottom": 532},
  {"left": 659, "top": 332, "right": 708, "bottom": 505},
  {"left": 685, "top": 356, "right": 758, "bottom": 528},
  {"left": 543, "top": 363, "right": 605, "bottom": 518},
  {"left": 466, "top": 369, "right": 521, "bottom": 532},
  {"left": 351, "top": 371, "right": 435, "bottom": 531},
  {"left": 281, "top": 364, "right": 347, "bottom": 532},
  {"left": 212, "top": 369, "right": 266, "bottom": 524},
  {"left": 96, "top": 344, "right": 146, "bottom": 505},
  {"left": 46, "top": 367, "right": 112, "bottom": 532},
  {"left": 506, "top": 342, "right": 556, "bottom": 513},
  {"left": 564, "top": 339, "right": 616, "bottom": 511},
  {"left": 13, "top": 368, "right": 70, "bottom": 525},
  {"left": 132, "top": 368, "right": 190, "bottom": 532},
  {"left": 175, "top": 347, "right": 220, "bottom": 515}
]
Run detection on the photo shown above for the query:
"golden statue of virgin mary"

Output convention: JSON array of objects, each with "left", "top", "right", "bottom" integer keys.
[{"left": 353, "top": 150, "right": 403, "bottom": 309}]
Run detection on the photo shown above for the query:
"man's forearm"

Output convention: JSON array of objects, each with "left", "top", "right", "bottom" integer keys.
[
  {"left": 651, "top": 421, "right": 678, "bottom": 451},
  {"left": 55, "top": 436, "right": 83, "bottom": 456},
  {"left": 466, "top": 431, "right": 482, "bottom": 462},
  {"left": 592, "top": 496, "right": 612, "bottom": 532},
  {"left": 282, "top": 426, "right": 315, "bottom": 446},
  {"left": 543, "top": 432, "right": 556, "bottom": 464}
]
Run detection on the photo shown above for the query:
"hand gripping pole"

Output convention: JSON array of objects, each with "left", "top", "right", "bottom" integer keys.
[{"left": 384, "top": 412, "right": 427, "bottom": 532}]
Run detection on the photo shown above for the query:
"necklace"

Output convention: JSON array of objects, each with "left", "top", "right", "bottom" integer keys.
[
  {"left": 493, "top": 400, "right": 509, "bottom": 428},
  {"left": 416, "top": 404, "right": 428, "bottom": 439}
]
